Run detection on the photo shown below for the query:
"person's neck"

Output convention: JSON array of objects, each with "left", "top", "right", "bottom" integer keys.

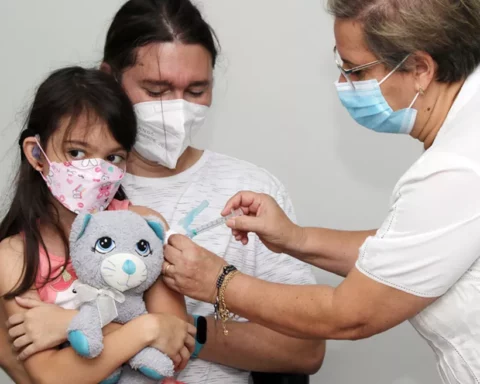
[
  {"left": 127, "top": 147, "right": 204, "bottom": 178},
  {"left": 411, "top": 79, "right": 465, "bottom": 150}
]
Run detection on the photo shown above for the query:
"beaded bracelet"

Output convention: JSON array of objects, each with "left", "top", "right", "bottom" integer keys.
[{"left": 213, "top": 265, "right": 239, "bottom": 335}]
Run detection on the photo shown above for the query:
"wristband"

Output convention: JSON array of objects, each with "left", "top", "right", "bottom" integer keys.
[{"left": 192, "top": 315, "right": 207, "bottom": 358}]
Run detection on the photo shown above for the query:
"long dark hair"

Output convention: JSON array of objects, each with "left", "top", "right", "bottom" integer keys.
[
  {"left": 1, "top": 66, "right": 137, "bottom": 299},
  {"left": 103, "top": 0, "right": 220, "bottom": 75}
]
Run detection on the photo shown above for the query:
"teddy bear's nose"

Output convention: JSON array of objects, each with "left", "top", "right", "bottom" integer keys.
[{"left": 122, "top": 259, "right": 136, "bottom": 275}]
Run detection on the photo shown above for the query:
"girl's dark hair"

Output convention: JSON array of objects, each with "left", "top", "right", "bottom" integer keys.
[
  {"left": 1, "top": 66, "right": 137, "bottom": 299},
  {"left": 103, "top": 0, "right": 219, "bottom": 75}
]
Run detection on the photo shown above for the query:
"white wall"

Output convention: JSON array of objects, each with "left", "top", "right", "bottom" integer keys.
[{"left": 0, "top": 1, "right": 439, "bottom": 383}]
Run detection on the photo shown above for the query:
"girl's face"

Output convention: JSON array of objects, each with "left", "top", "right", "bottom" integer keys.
[
  {"left": 28, "top": 112, "right": 128, "bottom": 176},
  {"left": 22, "top": 112, "right": 129, "bottom": 230}
]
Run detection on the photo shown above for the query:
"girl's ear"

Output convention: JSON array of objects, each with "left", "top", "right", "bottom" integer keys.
[{"left": 22, "top": 136, "right": 44, "bottom": 172}]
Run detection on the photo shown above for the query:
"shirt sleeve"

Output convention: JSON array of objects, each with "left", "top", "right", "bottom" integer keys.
[
  {"left": 356, "top": 152, "right": 480, "bottom": 297},
  {"left": 254, "top": 180, "right": 317, "bottom": 285}
]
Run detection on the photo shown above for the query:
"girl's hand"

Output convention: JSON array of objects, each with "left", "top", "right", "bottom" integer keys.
[
  {"left": 145, "top": 313, "right": 196, "bottom": 371},
  {"left": 7, "top": 297, "right": 75, "bottom": 361}
]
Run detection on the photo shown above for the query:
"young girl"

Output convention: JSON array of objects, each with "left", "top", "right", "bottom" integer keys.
[{"left": 0, "top": 67, "right": 194, "bottom": 384}]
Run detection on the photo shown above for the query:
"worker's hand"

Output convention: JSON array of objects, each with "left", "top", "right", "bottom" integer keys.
[
  {"left": 163, "top": 235, "right": 226, "bottom": 303},
  {"left": 222, "top": 191, "right": 304, "bottom": 254}
]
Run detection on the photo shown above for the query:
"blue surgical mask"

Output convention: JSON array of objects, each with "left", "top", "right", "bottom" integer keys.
[{"left": 335, "top": 62, "right": 420, "bottom": 134}]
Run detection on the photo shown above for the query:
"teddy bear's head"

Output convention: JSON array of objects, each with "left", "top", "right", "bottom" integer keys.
[{"left": 69, "top": 210, "right": 165, "bottom": 294}]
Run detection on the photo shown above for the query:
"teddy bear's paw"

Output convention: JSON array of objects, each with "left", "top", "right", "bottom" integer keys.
[
  {"left": 130, "top": 347, "right": 175, "bottom": 379},
  {"left": 68, "top": 330, "right": 90, "bottom": 357},
  {"left": 99, "top": 367, "right": 122, "bottom": 384},
  {"left": 68, "top": 329, "right": 104, "bottom": 358}
]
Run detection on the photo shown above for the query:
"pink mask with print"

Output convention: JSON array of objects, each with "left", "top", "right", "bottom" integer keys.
[{"left": 35, "top": 136, "right": 125, "bottom": 214}]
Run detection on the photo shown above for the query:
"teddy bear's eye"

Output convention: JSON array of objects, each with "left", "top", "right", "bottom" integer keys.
[
  {"left": 135, "top": 240, "right": 151, "bottom": 257},
  {"left": 95, "top": 237, "right": 116, "bottom": 254}
]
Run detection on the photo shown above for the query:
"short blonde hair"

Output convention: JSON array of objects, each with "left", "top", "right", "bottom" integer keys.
[{"left": 328, "top": 0, "right": 480, "bottom": 82}]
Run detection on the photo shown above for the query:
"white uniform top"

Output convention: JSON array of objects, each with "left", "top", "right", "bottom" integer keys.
[
  {"left": 357, "top": 66, "right": 480, "bottom": 383},
  {"left": 123, "top": 151, "right": 316, "bottom": 384}
]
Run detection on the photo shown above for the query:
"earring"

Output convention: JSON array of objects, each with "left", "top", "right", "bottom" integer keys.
[{"left": 419, "top": 87, "right": 425, "bottom": 96}]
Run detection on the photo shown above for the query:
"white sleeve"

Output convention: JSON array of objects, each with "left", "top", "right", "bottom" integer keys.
[
  {"left": 254, "top": 181, "right": 317, "bottom": 285},
  {"left": 356, "top": 152, "right": 480, "bottom": 297}
]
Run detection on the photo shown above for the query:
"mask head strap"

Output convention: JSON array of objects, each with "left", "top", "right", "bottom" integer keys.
[
  {"left": 33, "top": 134, "right": 52, "bottom": 165},
  {"left": 409, "top": 91, "right": 421, "bottom": 109}
]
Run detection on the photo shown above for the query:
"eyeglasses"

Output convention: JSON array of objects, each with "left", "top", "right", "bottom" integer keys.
[{"left": 333, "top": 46, "right": 382, "bottom": 89}]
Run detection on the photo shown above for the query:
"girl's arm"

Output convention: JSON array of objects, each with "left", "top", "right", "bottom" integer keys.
[
  {"left": 0, "top": 236, "right": 193, "bottom": 384},
  {"left": 145, "top": 278, "right": 187, "bottom": 320},
  {"left": 129, "top": 205, "right": 188, "bottom": 321}
]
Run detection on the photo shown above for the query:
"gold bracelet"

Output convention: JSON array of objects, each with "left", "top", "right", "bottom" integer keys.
[{"left": 217, "top": 270, "right": 240, "bottom": 335}]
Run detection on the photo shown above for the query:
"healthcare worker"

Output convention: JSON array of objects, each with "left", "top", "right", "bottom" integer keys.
[{"left": 162, "top": 0, "right": 480, "bottom": 382}]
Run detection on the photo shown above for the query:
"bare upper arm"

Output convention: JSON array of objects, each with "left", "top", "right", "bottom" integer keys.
[
  {"left": 0, "top": 236, "right": 36, "bottom": 300},
  {"left": 0, "top": 236, "right": 55, "bottom": 375},
  {"left": 0, "top": 235, "right": 43, "bottom": 329},
  {"left": 145, "top": 279, "right": 187, "bottom": 320}
]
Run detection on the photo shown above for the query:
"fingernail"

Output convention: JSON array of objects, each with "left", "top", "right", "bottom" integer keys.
[{"left": 226, "top": 219, "right": 235, "bottom": 228}]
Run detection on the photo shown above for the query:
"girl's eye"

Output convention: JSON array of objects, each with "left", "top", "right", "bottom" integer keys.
[
  {"left": 106, "top": 154, "right": 125, "bottom": 164},
  {"left": 95, "top": 237, "right": 116, "bottom": 254},
  {"left": 135, "top": 240, "right": 151, "bottom": 257},
  {"left": 68, "top": 150, "right": 86, "bottom": 160}
]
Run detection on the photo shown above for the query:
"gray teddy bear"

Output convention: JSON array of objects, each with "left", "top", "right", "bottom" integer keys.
[{"left": 66, "top": 210, "right": 174, "bottom": 384}]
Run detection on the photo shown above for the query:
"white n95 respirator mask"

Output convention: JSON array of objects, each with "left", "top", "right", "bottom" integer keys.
[{"left": 133, "top": 99, "right": 209, "bottom": 169}]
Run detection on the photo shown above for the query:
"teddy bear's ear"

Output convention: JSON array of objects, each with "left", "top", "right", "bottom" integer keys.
[
  {"left": 145, "top": 217, "right": 165, "bottom": 244},
  {"left": 71, "top": 213, "right": 93, "bottom": 242}
]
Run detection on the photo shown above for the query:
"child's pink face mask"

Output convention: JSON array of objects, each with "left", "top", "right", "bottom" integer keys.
[{"left": 35, "top": 136, "right": 125, "bottom": 214}]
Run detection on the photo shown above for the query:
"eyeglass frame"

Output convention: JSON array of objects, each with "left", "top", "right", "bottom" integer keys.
[{"left": 333, "top": 46, "right": 383, "bottom": 89}]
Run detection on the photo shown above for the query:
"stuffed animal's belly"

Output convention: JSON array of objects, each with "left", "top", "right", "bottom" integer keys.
[{"left": 114, "top": 296, "right": 147, "bottom": 324}]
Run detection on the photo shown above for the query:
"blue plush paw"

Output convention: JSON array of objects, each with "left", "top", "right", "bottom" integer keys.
[
  {"left": 138, "top": 366, "right": 165, "bottom": 381},
  {"left": 99, "top": 371, "right": 121, "bottom": 384},
  {"left": 68, "top": 330, "right": 90, "bottom": 357}
]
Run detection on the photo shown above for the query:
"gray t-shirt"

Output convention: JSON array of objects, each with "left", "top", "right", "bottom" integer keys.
[{"left": 123, "top": 150, "right": 316, "bottom": 384}]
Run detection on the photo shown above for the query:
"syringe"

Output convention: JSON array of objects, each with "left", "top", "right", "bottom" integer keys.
[{"left": 187, "top": 209, "right": 243, "bottom": 238}]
